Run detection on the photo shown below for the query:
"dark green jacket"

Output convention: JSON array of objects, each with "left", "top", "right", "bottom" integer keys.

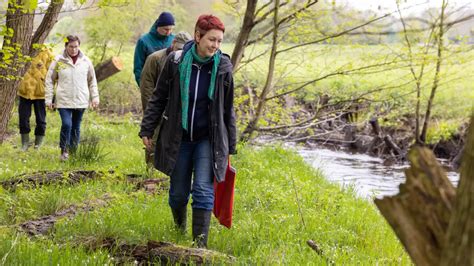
[
  {"left": 139, "top": 51, "right": 237, "bottom": 182},
  {"left": 133, "top": 20, "right": 174, "bottom": 86}
]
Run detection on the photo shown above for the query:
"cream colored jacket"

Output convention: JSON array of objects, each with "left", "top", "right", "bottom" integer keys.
[{"left": 45, "top": 51, "right": 99, "bottom": 108}]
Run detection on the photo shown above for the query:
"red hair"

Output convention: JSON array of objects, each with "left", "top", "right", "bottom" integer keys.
[{"left": 195, "top": 14, "right": 225, "bottom": 37}]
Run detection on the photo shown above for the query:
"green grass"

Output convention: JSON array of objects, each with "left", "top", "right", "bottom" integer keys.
[{"left": 0, "top": 112, "right": 410, "bottom": 264}]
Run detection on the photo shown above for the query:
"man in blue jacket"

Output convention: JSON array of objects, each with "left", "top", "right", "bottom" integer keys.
[{"left": 134, "top": 12, "right": 175, "bottom": 86}]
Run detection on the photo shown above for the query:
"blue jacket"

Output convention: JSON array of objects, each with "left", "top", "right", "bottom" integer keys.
[{"left": 133, "top": 20, "right": 174, "bottom": 86}]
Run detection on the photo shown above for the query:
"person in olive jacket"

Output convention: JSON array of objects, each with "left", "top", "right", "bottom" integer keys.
[
  {"left": 139, "top": 14, "right": 236, "bottom": 248},
  {"left": 139, "top": 31, "right": 192, "bottom": 166},
  {"left": 18, "top": 48, "right": 54, "bottom": 151}
]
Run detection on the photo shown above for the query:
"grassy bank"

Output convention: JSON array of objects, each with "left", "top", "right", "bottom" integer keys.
[
  {"left": 86, "top": 42, "right": 473, "bottom": 143},
  {"left": 0, "top": 112, "right": 409, "bottom": 264}
]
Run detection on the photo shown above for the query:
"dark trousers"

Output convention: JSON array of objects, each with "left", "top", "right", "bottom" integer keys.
[
  {"left": 58, "top": 108, "right": 85, "bottom": 152},
  {"left": 18, "top": 96, "right": 46, "bottom": 136}
]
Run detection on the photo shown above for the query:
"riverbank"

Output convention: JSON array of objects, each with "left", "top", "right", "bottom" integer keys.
[
  {"left": 252, "top": 110, "right": 468, "bottom": 171},
  {"left": 0, "top": 112, "right": 409, "bottom": 264},
  {"left": 297, "top": 145, "right": 459, "bottom": 199}
]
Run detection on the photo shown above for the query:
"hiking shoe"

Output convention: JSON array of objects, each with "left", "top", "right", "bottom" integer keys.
[{"left": 60, "top": 152, "right": 69, "bottom": 161}]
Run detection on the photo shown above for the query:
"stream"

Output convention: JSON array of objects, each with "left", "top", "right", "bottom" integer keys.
[{"left": 296, "top": 147, "right": 460, "bottom": 199}]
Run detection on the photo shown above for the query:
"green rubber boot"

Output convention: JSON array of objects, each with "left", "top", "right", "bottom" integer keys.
[
  {"left": 21, "top": 134, "right": 29, "bottom": 151},
  {"left": 34, "top": 135, "right": 44, "bottom": 149},
  {"left": 192, "top": 209, "right": 212, "bottom": 248},
  {"left": 171, "top": 206, "right": 187, "bottom": 234}
]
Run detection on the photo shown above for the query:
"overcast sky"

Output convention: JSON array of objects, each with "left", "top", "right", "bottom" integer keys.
[{"left": 342, "top": 0, "right": 473, "bottom": 14}]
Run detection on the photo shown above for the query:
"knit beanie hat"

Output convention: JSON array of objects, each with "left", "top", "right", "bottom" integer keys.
[{"left": 156, "top": 12, "right": 175, "bottom": 27}]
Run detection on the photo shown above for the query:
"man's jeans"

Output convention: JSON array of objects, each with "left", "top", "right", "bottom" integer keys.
[
  {"left": 58, "top": 108, "right": 85, "bottom": 152},
  {"left": 169, "top": 139, "right": 214, "bottom": 211}
]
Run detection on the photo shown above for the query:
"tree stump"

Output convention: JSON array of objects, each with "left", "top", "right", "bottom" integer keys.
[
  {"left": 375, "top": 147, "right": 456, "bottom": 265},
  {"left": 375, "top": 115, "right": 474, "bottom": 265},
  {"left": 441, "top": 115, "right": 474, "bottom": 265},
  {"left": 94, "top": 56, "right": 123, "bottom": 83}
]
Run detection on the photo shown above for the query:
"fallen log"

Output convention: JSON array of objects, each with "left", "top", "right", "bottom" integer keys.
[
  {"left": 95, "top": 56, "right": 123, "bottom": 83},
  {"left": 0, "top": 170, "right": 103, "bottom": 191},
  {"left": 307, "top": 240, "right": 323, "bottom": 255},
  {"left": 20, "top": 194, "right": 113, "bottom": 236},
  {"left": 127, "top": 177, "right": 168, "bottom": 194},
  {"left": 87, "top": 238, "right": 235, "bottom": 264},
  {"left": 1, "top": 171, "right": 168, "bottom": 194},
  {"left": 369, "top": 117, "right": 403, "bottom": 157},
  {"left": 383, "top": 135, "right": 403, "bottom": 156}
]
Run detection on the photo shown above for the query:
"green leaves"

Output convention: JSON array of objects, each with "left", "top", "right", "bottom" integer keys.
[{"left": 23, "top": 0, "right": 38, "bottom": 11}]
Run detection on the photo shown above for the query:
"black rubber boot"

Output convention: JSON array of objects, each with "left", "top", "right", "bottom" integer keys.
[
  {"left": 21, "top": 134, "right": 29, "bottom": 151},
  {"left": 171, "top": 206, "right": 187, "bottom": 233},
  {"left": 192, "top": 209, "right": 212, "bottom": 248},
  {"left": 34, "top": 135, "right": 44, "bottom": 149}
]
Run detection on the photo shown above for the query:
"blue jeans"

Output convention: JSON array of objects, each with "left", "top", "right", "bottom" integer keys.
[
  {"left": 58, "top": 108, "right": 85, "bottom": 152},
  {"left": 169, "top": 139, "right": 214, "bottom": 211}
]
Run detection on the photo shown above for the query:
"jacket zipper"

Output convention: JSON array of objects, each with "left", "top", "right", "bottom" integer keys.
[{"left": 190, "top": 64, "right": 201, "bottom": 141}]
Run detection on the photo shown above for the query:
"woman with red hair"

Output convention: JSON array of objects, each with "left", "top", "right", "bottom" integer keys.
[{"left": 140, "top": 14, "right": 236, "bottom": 248}]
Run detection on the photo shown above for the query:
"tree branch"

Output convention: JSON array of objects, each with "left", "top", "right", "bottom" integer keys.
[
  {"left": 265, "top": 60, "right": 402, "bottom": 101},
  {"left": 30, "top": 0, "right": 65, "bottom": 54},
  {"left": 253, "top": 1, "right": 288, "bottom": 26},
  {"left": 248, "top": 0, "right": 318, "bottom": 45}
]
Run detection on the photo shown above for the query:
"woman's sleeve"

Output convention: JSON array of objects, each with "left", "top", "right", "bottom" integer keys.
[
  {"left": 224, "top": 72, "right": 237, "bottom": 154},
  {"left": 87, "top": 59, "right": 99, "bottom": 102},
  {"left": 139, "top": 55, "right": 172, "bottom": 138}
]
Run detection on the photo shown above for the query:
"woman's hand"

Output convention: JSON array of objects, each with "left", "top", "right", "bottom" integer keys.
[
  {"left": 47, "top": 103, "right": 54, "bottom": 110},
  {"left": 142, "top": 136, "right": 152, "bottom": 151},
  {"left": 90, "top": 99, "right": 99, "bottom": 109}
]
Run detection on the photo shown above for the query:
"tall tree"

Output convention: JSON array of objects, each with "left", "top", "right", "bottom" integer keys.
[
  {"left": 0, "top": 0, "right": 64, "bottom": 142},
  {"left": 229, "top": 0, "right": 318, "bottom": 72},
  {"left": 230, "top": 0, "right": 258, "bottom": 70},
  {"left": 419, "top": 0, "right": 447, "bottom": 143},
  {"left": 240, "top": 0, "right": 280, "bottom": 141}
]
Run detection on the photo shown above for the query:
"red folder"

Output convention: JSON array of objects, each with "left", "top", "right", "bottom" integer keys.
[{"left": 213, "top": 159, "right": 236, "bottom": 228}]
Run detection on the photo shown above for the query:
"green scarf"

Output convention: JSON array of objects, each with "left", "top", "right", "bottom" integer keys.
[{"left": 179, "top": 43, "right": 221, "bottom": 131}]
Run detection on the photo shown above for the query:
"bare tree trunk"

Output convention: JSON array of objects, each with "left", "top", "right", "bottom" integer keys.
[
  {"left": 0, "top": 0, "right": 35, "bottom": 142},
  {"left": 30, "top": 0, "right": 64, "bottom": 51},
  {"left": 241, "top": 0, "right": 280, "bottom": 142},
  {"left": 440, "top": 115, "right": 474, "bottom": 265},
  {"left": 230, "top": 0, "right": 258, "bottom": 70},
  {"left": 420, "top": 0, "right": 447, "bottom": 143},
  {"left": 0, "top": 0, "right": 64, "bottom": 142}
]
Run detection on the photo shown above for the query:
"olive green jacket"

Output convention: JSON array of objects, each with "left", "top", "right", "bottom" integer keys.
[{"left": 139, "top": 47, "right": 171, "bottom": 112}]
